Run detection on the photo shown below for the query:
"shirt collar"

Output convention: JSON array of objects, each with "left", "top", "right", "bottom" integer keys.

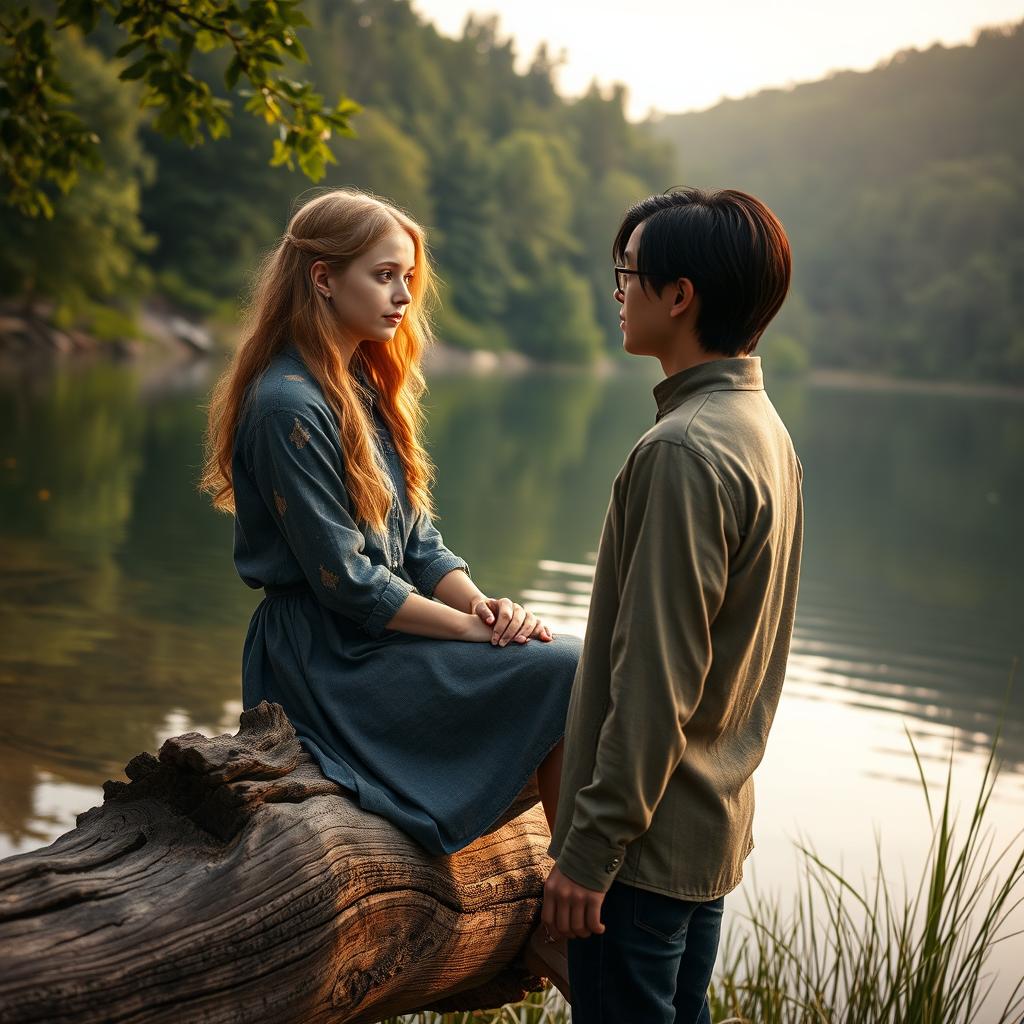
[{"left": 653, "top": 356, "right": 764, "bottom": 420}]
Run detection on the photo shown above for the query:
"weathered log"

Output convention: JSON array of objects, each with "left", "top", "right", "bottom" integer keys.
[{"left": 0, "top": 701, "right": 550, "bottom": 1023}]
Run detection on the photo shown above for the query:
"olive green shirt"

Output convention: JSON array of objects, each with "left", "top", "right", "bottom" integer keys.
[{"left": 548, "top": 356, "right": 804, "bottom": 899}]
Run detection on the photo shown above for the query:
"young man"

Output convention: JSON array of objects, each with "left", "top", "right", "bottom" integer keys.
[{"left": 540, "top": 188, "right": 804, "bottom": 1022}]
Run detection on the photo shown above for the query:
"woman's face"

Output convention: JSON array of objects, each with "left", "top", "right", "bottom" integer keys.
[{"left": 315, "top": 228, "right": 417, "bottom": 345}]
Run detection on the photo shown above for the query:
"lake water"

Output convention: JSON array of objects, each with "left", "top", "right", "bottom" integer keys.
[{"left": 1, "top": 354, "right": 1022, "bottom": 1008}]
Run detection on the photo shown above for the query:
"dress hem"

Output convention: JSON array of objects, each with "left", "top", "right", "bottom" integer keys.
[{"left": 444, "top": 726, "right": 564, "bottom": 855}]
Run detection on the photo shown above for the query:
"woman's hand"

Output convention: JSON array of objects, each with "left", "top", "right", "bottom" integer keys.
[
  {"left": 472, "top": 597, "right": 554, "bottom": 646},
  {"left": 460, "top": 612, "right": 498, "bottom": 643}
]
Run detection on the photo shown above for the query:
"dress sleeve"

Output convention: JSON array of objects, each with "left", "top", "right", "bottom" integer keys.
[
  {"left": 403, "top": 509, "right": 470, "bottom": 598},
  {"left": 247, "top": 407, "right": 414, "bottom": 638}
]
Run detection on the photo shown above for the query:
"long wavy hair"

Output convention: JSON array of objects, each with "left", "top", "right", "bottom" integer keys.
[{"left": 200, "top": 188, "right": 437, "bottom": 532}]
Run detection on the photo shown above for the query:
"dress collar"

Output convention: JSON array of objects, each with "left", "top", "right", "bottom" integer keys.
[
  {"left": 281, "top": 342, "right": 305, "bottom": 367},
  {"left": 279, "top": 344, "right": 371, "bottom": 393}
]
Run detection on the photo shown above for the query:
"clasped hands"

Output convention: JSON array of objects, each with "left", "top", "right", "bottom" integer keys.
[{"left": 470, "top": 596, "right": 554, "bottom": 646}]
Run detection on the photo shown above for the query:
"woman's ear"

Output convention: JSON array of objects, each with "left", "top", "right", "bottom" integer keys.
[{"left": 309, "top": 260, "right": 334, "bottom": 303}]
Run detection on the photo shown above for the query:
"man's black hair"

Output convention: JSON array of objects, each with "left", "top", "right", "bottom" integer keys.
[{"left": 613, "top": 187, "right": 792, "bottom": 357}]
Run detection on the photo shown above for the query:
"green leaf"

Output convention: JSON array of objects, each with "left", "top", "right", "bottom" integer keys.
[
  {"left": 194, "top": 30, "right": 219, "bottom": 53},
  {"left": 270, "top": 137, "right": 291, "bottom": 167},
  {"left": 119, "top": 56, "right": 156, "bottom": 82},
  {"left": 114, "top": 39, "right": 145, "bottom": 59},
  {"left": 297, "top": 144, "right": 327, "bottom": 181},
  {"left": 55, "top": 0, "right": 100, "bottom": 33},
  {"left": 178, "top": 32, "right": 195, "bottom": 65},
  {"left": 333, "top": 96, "right": 362, "bottom": 118},
  {"left": 224, "top": 56, "right": 242, "bottom": 90}
]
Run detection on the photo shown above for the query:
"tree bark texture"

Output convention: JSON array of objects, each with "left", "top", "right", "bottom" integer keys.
[{"left": 0, "top": 701, "right": 549, "bottom": 1023}]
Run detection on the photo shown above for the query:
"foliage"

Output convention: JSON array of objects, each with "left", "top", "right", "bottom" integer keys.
[
  {"left": 0, "top": 0, "right": 359, "bottom": 218},
  {"left": 381, "top": 991, "right": 564, "bottom": 1024},
  {"left": 10, "top": 2, "right": 1021, "bottom": 374},
  {"left": 0, "top": 27, "right": 154, "bottom": 328},
  {"left": 652, "top": 21, "right": 1024, "bottom": 385},
  {"left": 0, "top": 0, "right": 671, "bottom": 360},
  {"left": 709, "top": 727, "right": 1024, "bottom": 1023},
  {"left": 131, "top": 0, "right": 673, "bottom": 362},
  {"left": 0, "top": 4, "right": 102, "bottom": 217}
]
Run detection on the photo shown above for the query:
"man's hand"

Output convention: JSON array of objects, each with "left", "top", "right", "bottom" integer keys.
[{"left": 542, "top": 863, "right": 607, "bottom": 940}]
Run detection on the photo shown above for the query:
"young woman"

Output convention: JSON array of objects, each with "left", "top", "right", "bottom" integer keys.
[{"left": 200, "top": 188, "right": 579, "bottom": 865}]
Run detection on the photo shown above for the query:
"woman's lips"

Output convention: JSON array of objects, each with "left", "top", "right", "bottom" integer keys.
[{"left": 384, "top": 314, "right": 402, "bottom": 324}]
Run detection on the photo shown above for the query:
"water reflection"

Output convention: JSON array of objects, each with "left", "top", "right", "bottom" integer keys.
[
  {"left": 0, "top": 358, "right": 1021, "bottom": 857},
  {"left": 785, "top": 383, "right": 1024, "bottom": 771}
]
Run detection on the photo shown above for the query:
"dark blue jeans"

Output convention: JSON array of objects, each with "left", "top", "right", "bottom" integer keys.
[{"left": 567, "top": 880, "right": 725, "bottom": 1024}]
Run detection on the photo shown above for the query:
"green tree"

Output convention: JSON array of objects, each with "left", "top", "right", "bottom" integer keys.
[
  {"left": 0, "top": 29, "right": 154, "bottom": 330},
  {"left": 137, "top": 80, "right": 299, "bottom": 313},
  {"left": 572, "top": 168, "right": 655, "bottom": 346},
  {"left": 0, "top": 0, "right": 358, "bottom": 217},
  {"left": 652, "top": 21, "right": 1024, "bottom": 384},
  {"left": 505, "top": 265, "right": 603, "bottom": 364},
  {"left": 491, "top": 131, "right": 578, "bottom": 280},
  {"left": 3, "top": 0, "right": 675, "bottom": 361},
  {"left": 327, "top": 109, "right": 433, "bottom": 224},
  {"left": 430, "top": 129, "right": 510, "bottom": 328}
]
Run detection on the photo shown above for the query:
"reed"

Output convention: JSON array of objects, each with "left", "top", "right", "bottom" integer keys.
[
  {"left": 387, "top": 726, "right": 1024, "bottom": 1024},
  {"left": 710, "top": 725, "right": 1024, "bottom": 1023},
  {"left": 383, "top": 990, "right": 564, "bottom": 1023}
]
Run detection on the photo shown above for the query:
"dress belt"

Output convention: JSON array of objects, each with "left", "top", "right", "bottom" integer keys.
[{"left": 263, "top": 581, "right": 312, "bottom": 599}]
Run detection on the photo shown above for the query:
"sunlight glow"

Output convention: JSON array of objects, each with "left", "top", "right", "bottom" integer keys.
[{"left": 412, "top": 0, "right": 1024, "bottom": 118}]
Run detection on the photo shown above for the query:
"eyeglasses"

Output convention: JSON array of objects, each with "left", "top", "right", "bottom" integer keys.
[{"left": 614, "top": 266, "right": 645, "bottom": 294}]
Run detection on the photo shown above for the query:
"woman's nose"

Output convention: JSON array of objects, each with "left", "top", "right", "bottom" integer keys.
[{"left": 613, "top": 286, "right": 624, "bottom": 303}]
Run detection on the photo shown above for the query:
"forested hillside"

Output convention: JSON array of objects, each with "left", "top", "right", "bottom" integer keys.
[
  {"left": 2, "top": 6, "right": 1019, "bottom": 379},
  {"left": 651, "top": 22, "right": 1024, "bottom": 384},
  {"left": 0, "top": 0, "right": 672, "bottom": 363}
]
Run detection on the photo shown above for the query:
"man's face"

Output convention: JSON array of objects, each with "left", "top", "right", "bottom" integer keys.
[{"left": 615, "top": 221, "right": 674, "bottom": 359}]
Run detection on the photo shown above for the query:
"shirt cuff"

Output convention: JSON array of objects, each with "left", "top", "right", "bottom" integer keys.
[
  {"left": 552, "top": 826, "right": 626, "bottom": 893},
  {"left": 413, "top": 553, "right": 470, "bottom": 598},
  {"left": 364, "top": 572, "right": 415, "bottom": 638}
]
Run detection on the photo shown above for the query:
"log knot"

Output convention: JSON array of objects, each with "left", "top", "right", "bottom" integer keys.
[{"left": 98, "top": 701, "right": 345, "bottom": 842}]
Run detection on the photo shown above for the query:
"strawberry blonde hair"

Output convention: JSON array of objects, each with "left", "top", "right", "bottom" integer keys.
[{"left": 200, "top": 188, "right": 437, "bottom": 532}]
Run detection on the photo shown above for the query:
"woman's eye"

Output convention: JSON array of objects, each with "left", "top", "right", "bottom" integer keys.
[
  {"left": 404, "top": 274, "right": 414, "bottom": 284},
  {"left": 378, "top": 270, "right": 393, "bottom": 281}
]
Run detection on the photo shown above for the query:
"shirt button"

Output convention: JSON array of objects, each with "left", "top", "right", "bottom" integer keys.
[{"left": 605, "top": 857, "right": 621, "bottom": 872}]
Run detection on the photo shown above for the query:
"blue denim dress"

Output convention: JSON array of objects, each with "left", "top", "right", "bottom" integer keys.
[{"left": 232, "top": 345, "right": 579, "bottom": 854}]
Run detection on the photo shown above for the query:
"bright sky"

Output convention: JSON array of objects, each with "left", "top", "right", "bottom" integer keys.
[{"left": 412, "top": 0, "right": 1024, "bottom": 119}]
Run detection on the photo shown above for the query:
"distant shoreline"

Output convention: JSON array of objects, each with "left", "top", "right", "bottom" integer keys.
[
  {"left": 806, "top": 367, "right": 1024, "bottom": 401},
  {"left": 3, "top": 306, "right": 1023, "bottom": 400}
]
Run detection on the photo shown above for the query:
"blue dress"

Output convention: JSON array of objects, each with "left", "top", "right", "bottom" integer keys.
[{"left": 231, "top": 345, "right": 580, "bottom": 855}]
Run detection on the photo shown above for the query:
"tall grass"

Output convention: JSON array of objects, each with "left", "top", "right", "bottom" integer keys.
[
  {"left": 386, "top": 727, "right": 1024, "bottom": 1024},
  {"left": 382, "top": 990, "right": 564, "bottom": 1024},
  {"left": 710, "top": 726, "right": 1024, "bottom": 1023}
]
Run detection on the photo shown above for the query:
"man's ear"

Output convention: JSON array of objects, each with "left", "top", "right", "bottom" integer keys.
[{"left": 669, "top": 278, "right": 695, "bottom": 318}]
